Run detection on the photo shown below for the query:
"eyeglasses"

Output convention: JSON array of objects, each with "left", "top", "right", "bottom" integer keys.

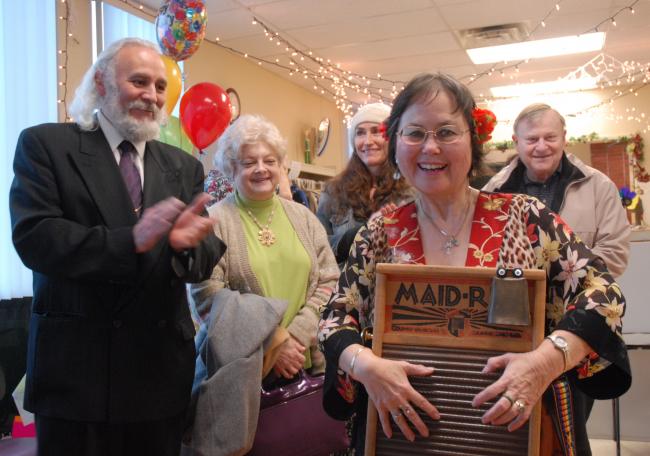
[{"left": 398, "top": 125, "right": 469, "bottom": 146}]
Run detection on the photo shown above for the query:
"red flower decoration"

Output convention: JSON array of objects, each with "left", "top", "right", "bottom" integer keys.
[
  {"left": 379, "top": 120, "right": 389, "bottom": 141},
  {"left": 472, "top": 108, "right": 497, "bottom": 144}
]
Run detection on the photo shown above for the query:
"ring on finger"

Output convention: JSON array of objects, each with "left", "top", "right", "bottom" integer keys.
[
  {"left": 501, "top": 392, "right": 515, "bottom": 406},
  {"left": 390, "top": 410, "right": 403, "bottom": 420},
  {"left": 401, "top": 405, "right": 413, "bottom": 416},
  {"left": 513, "top": 399, "right": 526, "bottom": 414}
]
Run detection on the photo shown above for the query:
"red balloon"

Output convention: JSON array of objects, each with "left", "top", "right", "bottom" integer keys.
[{"left": 180, "top": 82, "right": 232, "bottom": 150}]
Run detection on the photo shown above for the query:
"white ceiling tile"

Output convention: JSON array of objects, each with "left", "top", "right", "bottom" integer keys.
[
  {"left": 285, "top": 8, "right": 447, "bottom": 50},
  {"left": 249, "top": 0, "right": 435, "bottom": 29},
  {"left": 203, "top": 9, "right": 262, "bottom": 40},
  {"left": 439, "top": 0, "right": 548, "bottom": 30},
  {"left": 319, "top": 31, "right": 460, "bottom": 64},
  {"left": 345, "top": 49, "right": 474, "bottom": 78},
  {"left": 203, "top": 0, "right": 241, "bottom": 13}
]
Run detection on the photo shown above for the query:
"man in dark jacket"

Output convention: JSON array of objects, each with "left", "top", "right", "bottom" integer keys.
[{"left": 9, "top": 38, "right": 225, "bottom": 456}]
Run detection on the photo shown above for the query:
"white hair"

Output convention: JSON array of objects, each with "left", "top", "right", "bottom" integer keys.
[
  {"left": 69, "top": 38, "right": 160, "bottom": 130},
  {"left": 213, "top": 114, "right": 287, "bottom": 180}
]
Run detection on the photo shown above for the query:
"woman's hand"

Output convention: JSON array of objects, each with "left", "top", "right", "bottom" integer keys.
[
  {"left": 277, "top": 163, "right": 293, "bottom": 200},
  {"left": 354, "top": 352, "right": 440, "bottom": 441},
  {"left": 472, "top": 349, "right": 561, "bottom": 432},
  {"left": 273, "top": 336, "right": 306, "bottom": 379}
]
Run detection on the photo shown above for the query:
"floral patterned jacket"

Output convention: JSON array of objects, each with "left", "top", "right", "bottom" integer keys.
[{"left": 318, "top": 192, "right": 631, "bottom": 421}]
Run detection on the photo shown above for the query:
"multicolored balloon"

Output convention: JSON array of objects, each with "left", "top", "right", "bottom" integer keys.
[{"left": 155, "top": 0, "right": 207, "bottom": 62}]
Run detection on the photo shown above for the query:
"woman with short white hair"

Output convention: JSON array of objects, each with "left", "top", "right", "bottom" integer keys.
[{"left": 188, "top": 114, "right": 339, "bottom": 452}]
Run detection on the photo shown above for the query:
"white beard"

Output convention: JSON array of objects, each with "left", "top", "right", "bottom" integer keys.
[{"left": 100, "top": 88, "right": 168, "bottom": 143}]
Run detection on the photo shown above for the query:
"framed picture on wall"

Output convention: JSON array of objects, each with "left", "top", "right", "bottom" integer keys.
[{"left": 226, "top": 88, "right": 241, "bottom": 123}]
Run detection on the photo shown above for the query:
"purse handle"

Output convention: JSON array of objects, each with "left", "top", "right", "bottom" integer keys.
[{"left": 260, "top": 370, "right": 324, "bottom": 409}]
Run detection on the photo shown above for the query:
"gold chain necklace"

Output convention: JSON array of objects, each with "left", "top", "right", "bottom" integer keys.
[
  {"left": 245, "top": 205, "right": 276, "bottom": 247},
  {"left": 417, "top": 192, "right": 472, "bottom": 255}
]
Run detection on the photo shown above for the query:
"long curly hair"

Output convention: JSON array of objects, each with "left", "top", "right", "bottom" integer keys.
[{"left": 323, "top": 153, "right": 410, "bottom": 223}]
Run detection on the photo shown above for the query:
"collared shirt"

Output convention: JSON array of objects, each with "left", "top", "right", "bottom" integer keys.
[
  {"left": 97, "top": 110, "right": 146, "bottom": 187},
  {"left": 522, "top": 160, "right": 563, "bottom": 209}
]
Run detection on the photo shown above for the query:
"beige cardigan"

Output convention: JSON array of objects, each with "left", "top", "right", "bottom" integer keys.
[
  {"left": 483, "top": 153, "right": 630, "bottom": 276},
  {"left": 191, "top": 194, "right": 339, "bottom": 365}
]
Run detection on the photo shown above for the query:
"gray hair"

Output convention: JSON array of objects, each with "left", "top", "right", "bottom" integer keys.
[
  {"left": 69, "top": 38, "right": 160, "bottom": 130},
  {"left": 513, "top": 103, "right": 566, "bottom": 135},
  {"left": 213, "top": 114, "right": 288, "bottom": 180}
]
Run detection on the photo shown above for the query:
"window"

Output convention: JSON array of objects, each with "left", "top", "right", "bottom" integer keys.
[
  {"left": 100, "top": 2, "right": 158, "bottom": 50},
  {"left": 0, "top": 1, "right": 57, "bottom": 299}
]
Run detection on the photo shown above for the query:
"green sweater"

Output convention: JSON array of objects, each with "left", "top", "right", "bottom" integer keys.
[{"left": 191, "top": 192, "right": 339, "bottom": 372}]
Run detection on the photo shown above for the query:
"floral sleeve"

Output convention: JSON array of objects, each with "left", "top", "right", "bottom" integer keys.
[
  {"left": 317, "top": 217, "right": 388, "bottom": 418},
  {"left": 525, "top": 196, "right": 631, "bottom": 396}
]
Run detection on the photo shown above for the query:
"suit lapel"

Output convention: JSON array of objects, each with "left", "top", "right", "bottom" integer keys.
[
  {"left": 143, "top": 140, "right": 182, "bottom": 208},
  {"left": 69, "top": 127, "right": 137, "bottom": 227},
  {"left": 138, "top": 141, "right": 184, "bottom": 284}
]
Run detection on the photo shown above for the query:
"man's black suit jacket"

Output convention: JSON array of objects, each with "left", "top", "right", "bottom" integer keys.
[{"left": 9, "top": 122, "right": 225, "bottom": 423}]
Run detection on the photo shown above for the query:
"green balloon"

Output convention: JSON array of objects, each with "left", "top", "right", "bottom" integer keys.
[{"left": 159, "top": 115, "right": 194, "bottom": 154}]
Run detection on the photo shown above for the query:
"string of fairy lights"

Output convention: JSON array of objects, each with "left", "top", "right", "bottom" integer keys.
[
  {"left": 57, "top": 0, "right": 649, "bottom": 131},
  {"left": 56, "top": 0, "right": 71, "bottom": 121},
  {"left": 465, "top": 0, "right": 641, "bottom": 86},
  {"left": 486, "top": 53, "right": 650, "bottom": 131}
]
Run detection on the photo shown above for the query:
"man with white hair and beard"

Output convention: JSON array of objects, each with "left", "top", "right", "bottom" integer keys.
[{"left": 9, "top": 38, "right": 225, "bottom": 455}]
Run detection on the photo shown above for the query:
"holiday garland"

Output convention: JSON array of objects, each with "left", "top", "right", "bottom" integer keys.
[
  {"left": 569, "top": 132, "right": 648, "bottom": 183},
  {"left": 625, "top": 134, "right": 649, "bottom": 183}
]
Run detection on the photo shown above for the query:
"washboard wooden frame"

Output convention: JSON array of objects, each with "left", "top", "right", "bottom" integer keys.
[{"left": 365, "top": 264, "right": 546, "bottom": 456}]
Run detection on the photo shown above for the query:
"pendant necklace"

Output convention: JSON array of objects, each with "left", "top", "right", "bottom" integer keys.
[
  {"left": 245, "top": 204, "right": 276, "bottom": 247},
  {"left": 417, "top": 192, "right": 472, "bottom": 255}
]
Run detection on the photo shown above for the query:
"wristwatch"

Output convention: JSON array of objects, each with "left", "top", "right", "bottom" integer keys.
[{"left": 545, "top": 334, "right": 569, "bottom": 371}]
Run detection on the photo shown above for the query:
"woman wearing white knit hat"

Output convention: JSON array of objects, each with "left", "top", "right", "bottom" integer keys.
[{"left": 316, "top": 103, "right": 411, "bottom": 266}]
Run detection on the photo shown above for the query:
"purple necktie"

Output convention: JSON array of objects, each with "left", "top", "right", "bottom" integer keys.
[{"left": 118, "top": 141, "right": 143, "bottom": 215}]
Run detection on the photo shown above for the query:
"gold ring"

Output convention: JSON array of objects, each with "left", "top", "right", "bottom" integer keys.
[
  {"left": 514, "top": 399, "right": 526, "bottom": 413},
  {"left": 501, "top": 393, "right": 515, "bottom": 406}
]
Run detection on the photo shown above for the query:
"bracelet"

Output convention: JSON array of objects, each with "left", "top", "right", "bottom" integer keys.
[{"left": 349, "top": 347, "right": 367, "bottom": 379}]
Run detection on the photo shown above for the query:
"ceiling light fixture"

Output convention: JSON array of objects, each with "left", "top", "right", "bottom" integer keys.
[
  {"left": 490, "top": 77, "right": 599, "bottom": 97},
  {"left": 467, "top": 32, "right": 606, "bottom": 65}
]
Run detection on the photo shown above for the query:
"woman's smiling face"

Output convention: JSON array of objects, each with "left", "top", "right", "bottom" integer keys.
[
  {"left": 233, "top": 142, "right": 281, "bottom": 201},
  {"left": 395, "top": 90, "right": 472, "bottom": 200},
  {"left": 354, "top": 121, "right": 388, "bottom": 171}
]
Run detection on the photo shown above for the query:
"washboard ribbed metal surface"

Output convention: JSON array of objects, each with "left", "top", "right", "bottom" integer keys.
[
  {"left": 366, "top": 264, "right": 546, "bottom": 456},
  {"left": 375, "top": 345, "right": 528, "bottom": 455}
]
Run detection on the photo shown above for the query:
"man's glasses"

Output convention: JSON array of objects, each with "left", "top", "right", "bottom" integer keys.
[{"left": 398, "top": 125, "right": 469, "bottom": 146}]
